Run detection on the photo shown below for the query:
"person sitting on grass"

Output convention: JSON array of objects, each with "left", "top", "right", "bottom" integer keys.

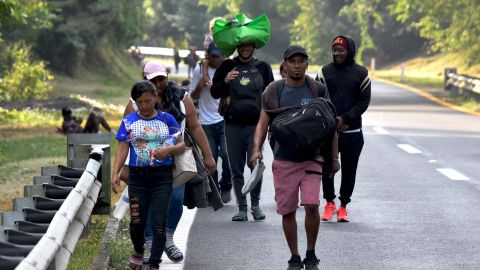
[
  {"left": 59, "top": 107, "right": 83, "bottom": 134},
  {"left": 59, "top": 106, "right": 116, "bottom": 135},
  {"left": 83, "top": 107, "right": 116, "bottom": 134}
]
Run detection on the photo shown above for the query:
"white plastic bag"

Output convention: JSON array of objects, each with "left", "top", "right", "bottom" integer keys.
[{"left": 242, "top": 161, "right": 265, "bottom": 195}]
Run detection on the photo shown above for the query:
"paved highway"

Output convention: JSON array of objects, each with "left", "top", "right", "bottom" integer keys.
[{"left": 161, "top": 79, "right": 480, "bottom": 269}]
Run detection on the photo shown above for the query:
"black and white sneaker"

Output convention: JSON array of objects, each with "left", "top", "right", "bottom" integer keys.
[
  {"left": 302, "top": 254, "right": 320, "bottom": 270},
  {"left": 287, "top": 255, "right": 303, "bottom": 270}
]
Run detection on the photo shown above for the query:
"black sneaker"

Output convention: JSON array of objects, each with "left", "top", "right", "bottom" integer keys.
[
  {"left": 302, "top": 254, "right": 320, "bottom": 270},
  {"left": 287, "top": 255, "right": 303, "bottom": 270}
]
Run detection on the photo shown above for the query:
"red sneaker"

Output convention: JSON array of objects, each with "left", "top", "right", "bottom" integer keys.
[
  {"left": 321, "top": 201, "right": 336, "bottom": 221},
  {"left": 337, "top": 207, "right": 349, "bottom": 222}
]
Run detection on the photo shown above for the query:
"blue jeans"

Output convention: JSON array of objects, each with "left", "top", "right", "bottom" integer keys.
[
  {"left": 202, "top": 120, "right": 232, "bottom": 192},
  {"left": 128, "top": 166, "right": 173, "bottom": 268},
  {"left": 145, "top": 184, "right": 185, "bottom": 238}
]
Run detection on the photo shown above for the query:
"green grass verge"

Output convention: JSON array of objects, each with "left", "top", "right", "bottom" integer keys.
[
  {"left": 68, "top": 216, "right": 109, "bottom": 270},
  {"left": 375, "top": 72, "right": 480, "bottom": 112},
  {"left": 444, "top": 96, "right": 480, "bottom": 112},
  {"left": 108, "top": 219, "right": 133, "bottom": 269},
  {"left": 0, "top": 135, "right": 66, "bottom": 166},
  {"left": 375, "top": 73, "right": 444, "bottom": 89},
  {"left": 0, "top": 108, "right": 61, "bottom": 128}
]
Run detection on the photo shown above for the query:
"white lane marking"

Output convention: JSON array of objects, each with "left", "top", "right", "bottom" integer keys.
[
  {"left": 437, "top": 168, "right": 470, "bottom": 181},
  {"left": 373, "top": 126, "right": 390, "bottom": 135},
  {"left": 161, "top": 207, "right": 197, "bottom": 269},
  {"left": 397, "top": 144, "right": 422, "bottom": 154},
  {"left": 428, "top": 160, "right": 437, "bottom": 163}
]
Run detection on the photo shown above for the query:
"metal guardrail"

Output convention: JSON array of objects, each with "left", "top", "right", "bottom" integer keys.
[
  {"left": 16, "top": 146, "right": 104, "bottom": 270},
  {"left": 137, "top": 46, "right": 205, "bottom": 59},
  {"left": 444, "top": 68, "right": 480, "bottom": 99},
  {"left": 0, "top": 134, "right": 111, "bottom": 270}
]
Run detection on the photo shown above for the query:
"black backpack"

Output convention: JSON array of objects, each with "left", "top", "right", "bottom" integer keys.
[
  {"left": 224, "top": 59, "right": 264, "bottom": 122},
  {"left": 270, "top": 80, "right": 337, "bottom": 161}
]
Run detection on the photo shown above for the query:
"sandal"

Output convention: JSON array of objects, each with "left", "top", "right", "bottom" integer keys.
[
  {"left": 231, "top": 211, "right": 248, "bottom": 221},
  {"left": 165, "top": 244, "right": 184, "bottom": 262},
  {"left": 129, "top": 254, "right": 143, "bottom": 270},
  {"left": 251, "top": 206, "right": 266, "bottom": 221}
]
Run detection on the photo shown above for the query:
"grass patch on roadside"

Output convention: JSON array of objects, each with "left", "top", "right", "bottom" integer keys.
[
  {"left": 374, "top": 72, "right": 444, "bottom": 89},
  {"left": 377, "top": 53, "right": 480, "bottom": 78},
  {"left": 108, "top": 218, "right": 132, "bottom": 269},
  {"left": 0, "top": 157, "right": 65, "bottom": 212},
  {"left": 53, "top": 47, "right": 141, "bottom": 105},
  {"left": 0, "top": 135, "right": 66, "bottom": 166},
  {"left": 375, "top": 52, "right": 480, "bottom": 113},
  {"left": 51, "top": 75, "right": 132, "bottom": 107},
  {"left": 68, "top": 215, "right": 109, "bottom": 270},
  {"left": 375, "top": 72, "right": 480, "bottom": 112},
  {"left": 444, "top": 96, "right": 480, "bottom": 112},
  {"left": 0, "top": 108, "right": 61, "bottom": 128}
]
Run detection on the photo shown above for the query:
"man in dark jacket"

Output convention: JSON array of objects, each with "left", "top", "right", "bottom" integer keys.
[
  {"left": 211, "top": 43, "right": 274, "bottom": 222},
  {"left": 316, "top": 35, "right": 371, "bottom": 222}
]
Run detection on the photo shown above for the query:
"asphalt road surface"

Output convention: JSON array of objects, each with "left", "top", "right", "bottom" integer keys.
[{"left": 175, "top": 80, "right": 480, "bottom": 270}]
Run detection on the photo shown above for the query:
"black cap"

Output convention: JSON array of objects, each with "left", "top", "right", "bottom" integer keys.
[
  {"left": 284, "top": 45, "right": 308, "bottom": 60},
  {"left": 207, "top": 42, "right": 222, "bottom": 56}
]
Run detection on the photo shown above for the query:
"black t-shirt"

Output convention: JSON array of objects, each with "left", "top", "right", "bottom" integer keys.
[
  {"left": 211, "top": 57, "right": 274, "bottom": 124},
  {"left": 211, "top": 57, "right": 274, "bottom": 98}
]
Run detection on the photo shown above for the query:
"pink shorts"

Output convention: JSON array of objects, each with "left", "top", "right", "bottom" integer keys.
[{"left": 272, "top": 159, "right": 323, "bottom": 215}]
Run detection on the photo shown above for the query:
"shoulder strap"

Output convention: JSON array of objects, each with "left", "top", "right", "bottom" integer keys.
[
  {"left": 314, "top": 81, "right": 327, "bottom": 98},
  {"left": 179, "top": 94, "right": 187, "bottom": 134},
  {"left": 275, "top": 79, "right": 286, "bottom": 104},
  {"left": 251, "top": 58, "right": 260, "bottom": 67}
]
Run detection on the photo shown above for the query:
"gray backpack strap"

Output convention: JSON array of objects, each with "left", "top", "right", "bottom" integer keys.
[{"left": 275, "top": 78, "right": 286, "bottom": 104}]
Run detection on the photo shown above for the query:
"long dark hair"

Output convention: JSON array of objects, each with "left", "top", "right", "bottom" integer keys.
[{"left": 158, "top": 81, "right": 187, "bottom": 123}]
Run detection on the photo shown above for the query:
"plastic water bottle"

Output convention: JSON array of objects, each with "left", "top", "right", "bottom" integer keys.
[
  {"left": 162, "top": 136, "right": 177, "bottom": 146},
  {"left": 112, "top": 185, "right": 129, "bottom": 220}
]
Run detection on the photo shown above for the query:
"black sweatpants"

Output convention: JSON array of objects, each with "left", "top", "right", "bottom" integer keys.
[
  {"left": 322, "top": 131, "right": 364, "bottom": 205},
  {"left": 224, "top": 122, "right": 262, "bottom": 211}
]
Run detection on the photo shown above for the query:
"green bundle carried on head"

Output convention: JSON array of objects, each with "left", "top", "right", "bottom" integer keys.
[{"left": 212, "top": 13, "right": 270, "bottom": 56}]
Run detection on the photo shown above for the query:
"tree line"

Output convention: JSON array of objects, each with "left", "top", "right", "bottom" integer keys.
[{"left": 1, "top": 0, "right": 478, "bottom": 102}]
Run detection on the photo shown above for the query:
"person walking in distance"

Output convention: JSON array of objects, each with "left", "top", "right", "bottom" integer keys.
[
  {"left": 185, "top": 47, "right": 199, "bottom": 79},
  {"left": 211, "top": 42, "right": 274, "bottom": 221},
  {"left": 317, "top": 35, "right": 371, "bottom": 222},
  {"left": 251, "top": 45, "right": 339, "bottom": 270},
  {"left": 173, "top": 45, "right": 180, "bottom": 74},
  {"left": 189, "top": 41, "right": 232, "bottom": 203}
]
